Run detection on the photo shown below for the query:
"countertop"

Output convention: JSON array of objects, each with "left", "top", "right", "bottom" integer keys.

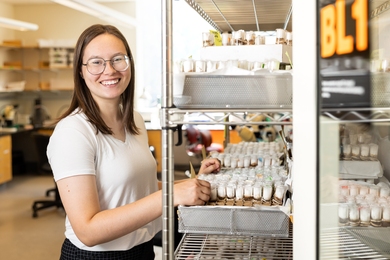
[{"left": 0, "top": 127, "right": 34, "bottom": 136}]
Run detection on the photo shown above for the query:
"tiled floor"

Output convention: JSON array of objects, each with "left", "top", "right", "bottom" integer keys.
[{"left": 0, "top": 174, "right": 184, "bottom": 259}]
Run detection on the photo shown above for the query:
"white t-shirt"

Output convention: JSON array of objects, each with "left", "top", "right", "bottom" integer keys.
[{"left": 47, "top": 109, "right": 161, "bottom": 251}]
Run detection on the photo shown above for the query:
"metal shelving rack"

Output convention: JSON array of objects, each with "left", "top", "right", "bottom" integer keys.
[
  {"left": 161, "top": 2, "right": 294, "bottom": 260},
  {"left": 162, "top": 0, "right": 390, "bottom": 258},
  {"left": 175, "top": 226, "right": 293, "bottom": 259},
  {"left": 319, "top": 227, "right": 390, "bottom": 259}
]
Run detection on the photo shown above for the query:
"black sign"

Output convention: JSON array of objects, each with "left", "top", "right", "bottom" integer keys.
[{"left": 319, "top": 0, "right": 370, "bottom": 108}]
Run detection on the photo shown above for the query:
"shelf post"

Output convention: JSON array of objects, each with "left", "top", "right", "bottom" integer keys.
[{"left": 161, "top": 0, "right": 175, "bottom": 259}]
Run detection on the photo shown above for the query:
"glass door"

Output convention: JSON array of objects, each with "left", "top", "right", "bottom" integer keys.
[{"left": 318, "top": 0, "right": 390, "bottom": 259}]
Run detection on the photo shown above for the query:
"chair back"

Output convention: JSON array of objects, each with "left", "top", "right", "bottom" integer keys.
[{"left": 31, "top": 132, "right": 52, "bottom": 173}]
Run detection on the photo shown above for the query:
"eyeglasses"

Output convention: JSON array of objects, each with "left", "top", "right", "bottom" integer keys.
[{"left": 82, "top": 54, "right": 130, "bottom": 75}]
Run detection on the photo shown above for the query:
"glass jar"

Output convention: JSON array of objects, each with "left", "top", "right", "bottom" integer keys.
[
  {"left": 343, "top": 144, "right": 352, "bottom": 159},
  {"left": 217, "top": 182, "right": 227, "bottom": 200},
  {"left": 226, "top": 184, "right": 236, "bottom": 201},
  {"left": 285, "top": 31, "right": 292, "bottom": 46},
  {"left": 351, "top": 145, "right": 360, "bottom": 159},
  {"left": 369, "top": 143, "right": 379, "bottom": 160},
  {"left": 360, "top": 144, "right": 370, "bottom": 160},
  {"left": 274, "top": 184, "right": 287, "bottom": 201},
  {"left": 262, "top": 184, "right": 273, "bottom": 201},
  {"left": 210, "top": 183, "right": 218, "bottom": 202},
  {"left": 275, "top": 28, "right": 285, "bottom": 44},
  {"left": 369, "top": 185, "right": 380, "bottom": 197},
  {"left": 235, "top": 184, "right": 244, "bottom": 201},
  {"left": 244, "top": 184, "right": 253, "bottom": 201},
  {"left": 382, "top": 205, "right": 390, "bottom": 227},
  {"left": 371, "top": 204, "right": 382, "bottom": 226},
  {"left": 338, "top": 203, "right": 349, "bottom": 225},
  {"left": 253, "top": 183, "right": 263, "bottom": 201},
  {"left": 360, "top": 206, "right": 371, "bottom": 226},
  {"left": 359, "top": 185, "right": 369, "bottom": 195},
  {"left": 348, "top": 204, "right": 360, "bottom": 226},
  {"left": 380, "top": 187, "right": 390, "bottom": 197},
  {"left": 349, "top": 185, "right": 359, "bottom": 196},
  {"left": 224, "top": 155, "right": 231, "bottom": 168}
]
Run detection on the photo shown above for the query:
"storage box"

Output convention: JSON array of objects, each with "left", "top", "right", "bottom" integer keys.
[
  {"left": 38, "top": 61, "right": 50, "bottom": 69},
  {"left": 178, "top": 205, "right": 290, "bottom": 237},
  {"left": 175, "top": 74, "right": 292, "bottom": 109},
  {"left": 6, "top": 81, "right": 25, "bottom": 91},
  {"left": 3, "top": 61, "right": 22, "bottom": 69},
  {"left": 39, "top": 82, "right": 51, "bottom": 90},
  {"left": 2, "top": 40, "right": 22, "bottom": 46}
]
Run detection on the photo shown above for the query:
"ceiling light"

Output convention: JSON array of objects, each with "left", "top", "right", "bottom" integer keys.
[
  {"left": 51, "top": 0, "right": 101, "bottom": 17},
  {"left": 51, "top": 0, "right": 137, "bottom": 28},
  {"left": 0, "top": 17, "right": 39, "bottom": 31}
]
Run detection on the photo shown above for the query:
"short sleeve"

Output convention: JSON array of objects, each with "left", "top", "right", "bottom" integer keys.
[{"left": 47, "top": 124, "right": 97, "bottom": 182}]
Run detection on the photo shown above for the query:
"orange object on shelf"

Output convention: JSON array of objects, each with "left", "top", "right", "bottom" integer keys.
[
  {"left": 39, "top": 82, "right": 51, "bottom": 90},
  {"left": 2, "top": 40, "right": 22, "bottom": 46},
  {"left": 3, "top": 61, "right": 22, "bottom": 69}
]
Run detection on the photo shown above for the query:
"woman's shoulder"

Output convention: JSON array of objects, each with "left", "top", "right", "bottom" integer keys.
[{"left": 55, "top": 110, "right": 92, "bottom": 132}]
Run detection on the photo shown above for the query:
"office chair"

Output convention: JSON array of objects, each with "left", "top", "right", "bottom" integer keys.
[{"left": 31, "top": 132, "right": 63, "bottom": 218}]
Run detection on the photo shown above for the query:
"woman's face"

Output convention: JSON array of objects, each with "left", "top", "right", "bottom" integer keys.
[{"left": 81, "top": 33, "right": 131, "bottom": 104}]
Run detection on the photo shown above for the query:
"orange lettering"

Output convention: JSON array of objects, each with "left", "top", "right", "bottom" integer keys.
[
  {"left": 336, "top": 0, "right": 354, "bottom": 55},
  {"left": 352, "top": 0, "right": 368, "bottom": 51},
  {"left": 321, "top": 5, "right": 337, "bottom": 58}
]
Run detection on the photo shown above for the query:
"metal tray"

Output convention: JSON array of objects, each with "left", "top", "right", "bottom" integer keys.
[
  {"left": 175, "top": 74, "right": 292, "bottom": 109},
  {"left": 371, "top": 73, "right": 390, "bottom": 107},
  {"left": 178, "top": 205, "right": 290, "bottom": 238}
]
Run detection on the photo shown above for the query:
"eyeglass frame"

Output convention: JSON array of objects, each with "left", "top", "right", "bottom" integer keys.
[{"left": 82, "top": 54, "right": 131, "bottom": 75}]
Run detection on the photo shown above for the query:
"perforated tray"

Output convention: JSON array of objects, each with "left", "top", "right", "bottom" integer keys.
[
  {"left": 371, "top": 73, "right": 390, "bottom": 107},
  {"left": 178, "top": 205, "right": 290, "bottom": 238},
  {"left": 175, "top": 74, "right": 292, "bottom": 109}
]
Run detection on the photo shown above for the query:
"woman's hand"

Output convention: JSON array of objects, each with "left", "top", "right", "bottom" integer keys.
[
  {"left": 173, "top": 178, "right": 211, "bottom": 206},
  {"left": 198, "top": 158, "right": 221, "bottom": 175}
]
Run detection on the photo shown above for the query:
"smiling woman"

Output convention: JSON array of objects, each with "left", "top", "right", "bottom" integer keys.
[{"left": 45, "top": 23, "right": 221, "bottom": 260}]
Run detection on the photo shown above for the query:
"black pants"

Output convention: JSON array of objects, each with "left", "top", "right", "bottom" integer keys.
[{"left": 60, "top": 238, "right": 155, "bottom": 260}]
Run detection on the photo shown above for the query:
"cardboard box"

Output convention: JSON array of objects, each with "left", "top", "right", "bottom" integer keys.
[{"left": 2, "top": 40, "right": 22, "bottom": 46}]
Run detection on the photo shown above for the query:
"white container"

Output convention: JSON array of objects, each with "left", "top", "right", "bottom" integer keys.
[
  {"left": 369, "top": 143, "right": 379, "bottom": 159},
  {"left": 349, "top": 204, "right": 359, "bottom": 221},
  {"left": 275, "top": 29, "right": 285, "bottom": 44},
  {"left": 6, "top": 81, "right": 25, "bottom": 91},
  {"left": 371, "top": 205, "right": 382, "bottom": 220},
  {"left": 338, "top": 203, "right": 349, "bottom": 224},
  {"left": 360, "top": 206, "right": 371, "bottom": 222}
]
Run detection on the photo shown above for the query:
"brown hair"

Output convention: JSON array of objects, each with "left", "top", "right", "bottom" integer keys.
[{"left": 56, "top": 24, "right": 139, "bottom": 135}]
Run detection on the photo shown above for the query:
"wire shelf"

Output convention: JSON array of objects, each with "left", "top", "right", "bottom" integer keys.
[
  {"left": 320, "top": 227, "right": 390, "bottom": 259},
  {"left": 175, "top": 225, "right": 293, "bottom": 259}
]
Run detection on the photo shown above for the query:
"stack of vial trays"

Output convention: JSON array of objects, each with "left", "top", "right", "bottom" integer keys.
[
  {"left": 338, "top": 179, "right": 390, "bottom": 228},
  {"left": 178, "top": 141, "right": 291, "bottom": 237},
  {"left": 198, "top": 141, "right": 290, "bottom": 207}
]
